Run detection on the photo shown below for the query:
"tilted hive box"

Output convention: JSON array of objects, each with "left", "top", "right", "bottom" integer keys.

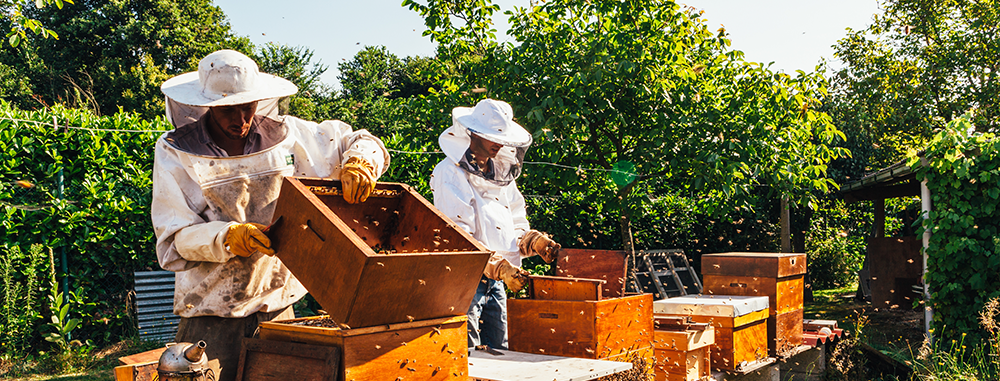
[
  {"left": 508, "top": 276, "right": 654, "bottom": 368},
  {"left": 701, "top": 252, "right": 806, "bottom": 355},
  {"left": 653, "top": 295, "right": 769, "bottom": 372},
  {"left": 268, "top": 177, "right": 492, "bottom": 328}
]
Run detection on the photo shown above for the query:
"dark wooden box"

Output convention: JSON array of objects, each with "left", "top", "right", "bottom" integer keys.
[
  {"left": 555, "top": 248, "right": 628, "bottom": 298},
  {"left": 653, "top": 295, "right": 769, "bottom": 372},
  {"left": 508, "top": 276, "right": 654, "bottom": 364},
  {"left": 269, "top": 177, "right": 492, "bottom": 328},
  {"left": 701, "top": 252, "right": 806, "bottom": 356},
  {"left": 236, "top": 339, "right": 340, "bottom": 381},
  {"left": 258, "top": 315, "right": 468, "bottom": 380}
]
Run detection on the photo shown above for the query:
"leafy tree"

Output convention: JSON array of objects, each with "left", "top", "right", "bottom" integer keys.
[
  {"left": 251, "top": 42, "right": 340, "bottom": 121},
  {"left": 405, "top": 0, "right": 849, "bottom": 250},
  {"left": 1, "top": 0, "right": 72, "bottom": 47},
  {"left": 1, "top": 0, "right": 252, "bottom": 117},
  {"left": 826, "top": 0, "right": 1000, "bottom": 181}
]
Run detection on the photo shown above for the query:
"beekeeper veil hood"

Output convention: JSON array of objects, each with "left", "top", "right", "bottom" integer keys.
[
  {"left": 439, "top": 99, "right": 532, "bottom": 186},
  {"left": 160, "top": 49, "right": 299, "bottom": 128}
]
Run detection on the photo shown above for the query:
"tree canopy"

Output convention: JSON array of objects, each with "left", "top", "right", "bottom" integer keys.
[{"left": 405, "top": 0, "right": 849, "bottom": 248}]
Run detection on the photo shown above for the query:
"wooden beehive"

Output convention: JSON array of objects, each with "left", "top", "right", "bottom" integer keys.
[
  {"left": 269, "top": 177, "right": 492, "bottom": 328},
  {"left": 653, "top": 295, "right": 769, "bottom": 372},
  {"left": 258, "top": 315, "right": 468, "bottom": 381},
  {"left": 701, "top": 252, "right": 806, "bottom": 355},
  {"left": 507, "top": 276, "right": 654, "bottom": 367},
  {"left": 653, "top": 316, "right": 714, "bottom": 381},
  {"left": 555, "top": 248, "right": 628, "bottom": 297}
]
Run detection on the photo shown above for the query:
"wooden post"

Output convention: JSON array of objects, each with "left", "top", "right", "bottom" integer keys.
[
  {"left": 780, "top": 197, "right": 791, "bottom": 253},
  {"left": 873, "top": 198, "right": 885, "bottom": 238}
]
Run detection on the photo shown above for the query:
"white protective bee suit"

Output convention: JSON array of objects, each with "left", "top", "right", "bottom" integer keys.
[
  {"left": 430, "top": 99, "right": 540, "bottom": 349},
  {"left": 152, "top": 51, "right": 389, "bottom": 319}
]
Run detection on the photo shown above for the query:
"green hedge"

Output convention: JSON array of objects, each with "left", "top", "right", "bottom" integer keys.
[
  {"left": 0, "top": 102, "right": 168, "bottom": 348},
  {"left": 917, "top": 114, "right": 1000, "bottom": 344}
]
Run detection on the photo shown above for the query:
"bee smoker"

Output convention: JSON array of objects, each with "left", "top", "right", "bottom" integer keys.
[{"left": 157, "top": 340, "right": 215, "bottom": 381}]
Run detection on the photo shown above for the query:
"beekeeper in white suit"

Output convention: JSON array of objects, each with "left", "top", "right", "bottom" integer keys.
[
  {"left": 431, "top": 98, "right": 561, "bottom": 349},
  {"left": 151, "top": 49, "right": 389, "bottom": 381}
]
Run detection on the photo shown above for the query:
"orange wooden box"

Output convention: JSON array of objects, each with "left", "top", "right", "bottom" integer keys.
[
  {"left": 555, "top": 248, "right": 628, "bottom": 298},
  {"left": 653, "top": 295, "right": 769, "bottom": 372},
  {"left": 508, "top": 276, "right": 654, "bottom": 367},
  {"left": 701, "top": 252, "right": 806, "bottom": 355},
  {"left": 653, "top": 319, "right": 714, "bottom": 381},
  {"left": 258, "top": 315, "right": 468, "bottom": 381},
  {"left": 269, "top": 177, "right": 492, "bottom": 328}
]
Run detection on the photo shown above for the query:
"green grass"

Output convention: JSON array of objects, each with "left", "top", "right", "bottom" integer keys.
[{"left": 1, "top": 338, "right": 161, "bottom": 381}]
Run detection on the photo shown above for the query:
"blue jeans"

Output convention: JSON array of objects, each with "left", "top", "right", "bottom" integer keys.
[{"left": 467, "top": 276, "right": 508, "bottom": 349}]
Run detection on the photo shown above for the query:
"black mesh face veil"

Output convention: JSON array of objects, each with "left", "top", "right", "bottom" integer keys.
[{"left": 457, "top": 138, "right": 528, "bottom": 186}]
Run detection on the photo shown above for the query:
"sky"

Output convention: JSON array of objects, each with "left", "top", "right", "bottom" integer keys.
[{"left": 212, "top": 0, "right": 883, "bottom": 88}]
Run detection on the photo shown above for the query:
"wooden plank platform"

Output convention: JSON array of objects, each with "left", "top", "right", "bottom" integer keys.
[{"left": 468, "top": 348, "right": 633, "bottom": 381}]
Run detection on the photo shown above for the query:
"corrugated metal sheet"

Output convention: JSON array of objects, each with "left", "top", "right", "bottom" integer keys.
[{"left": 134, "top": 270, "right": 179, "bottom": 343}]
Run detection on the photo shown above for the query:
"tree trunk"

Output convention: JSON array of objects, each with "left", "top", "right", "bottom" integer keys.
[{"left": 617, "top": 181, "right": 638, "bottom": 293}]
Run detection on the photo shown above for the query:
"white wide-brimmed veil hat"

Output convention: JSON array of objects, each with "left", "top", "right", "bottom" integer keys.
[
  {"left": 453, "top": 99, "right": 532, "bottom": 148},
  {"left": 161, "top": 49, "right": 298, "bottom": 107}
]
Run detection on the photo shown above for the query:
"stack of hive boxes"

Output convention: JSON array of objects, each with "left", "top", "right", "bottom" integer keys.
[
  {"left": 653, "top": 295, "right": 769, "bottom": 372},
  {"left": 507, "top": 275, "right": 654, "bottom": 373},
  {"left": 252, "top": 177, "right": 494, "bottom": 380},
  {"left": 701, "top": 253, "right": 806, "bottom": 356},
  {"left": 652, "top": 316, "right": 715, "bottom": 381}
]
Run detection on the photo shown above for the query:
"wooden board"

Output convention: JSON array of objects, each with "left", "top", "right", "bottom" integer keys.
[
  {"left": 701, "top": 253, "right": 806, "bottom": 278},
  {"left": 235, "top": 338, "right": 339, "bottom": 381},
  {"left": 507, "top": 294, "right": 653, "bottom": 360},
  {"left": 270, "top": 177, "right": 492, "bottom": 328},
  {"left": 768, "top": 309, "right": 803, "bottom": 356},
  {"left": 702, "top": 275, "right": 804, "bottom": 315},
  {"left": 529, "top": 275, "right": 604, "bottom": 301},
  {"left": 258, "top": 315, "right": 468, "bottom": 380},
  {"left": 467, "top": 348, "right": 634, "bottom": 381},
  {"left": 113, "top": 362, "right": 157, "bottom": 381},
  {"left": 555, "top": 249, "right": 628, "bottom": 298},
  {"left": 117, "top": 347, "right": 166, "bottom": 366}
]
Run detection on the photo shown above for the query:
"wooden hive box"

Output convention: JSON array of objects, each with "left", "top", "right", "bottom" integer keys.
[
  {"left": 258, "top": 315, "right": 468, "bottom": 381},
  {"left": 269, "top": 177, "right": 492, "bottom": 328},
  {"left": 507, "top": 276, "right": 654, "bottom": 368},
  {"left": 701, "top": 252, "right": 806, "bottom": 355},
  {"left": 555, "top": 248, "right": 628, "bottom": 298},
  {"left": 653, "top": 295, "right": 769, "bottom": 372},
  {"left": 653, "top": 316, "right": 714, "bottom": 381}
]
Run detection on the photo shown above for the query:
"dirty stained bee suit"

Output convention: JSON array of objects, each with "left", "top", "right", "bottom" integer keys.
[
  {"left": 151, "top": 50, "right": 389, "bottom": 381},
  {"left": 431, "top": 99, "right": 558, "bottom": 349}
]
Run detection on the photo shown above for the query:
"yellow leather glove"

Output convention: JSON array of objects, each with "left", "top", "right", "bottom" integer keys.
[
  {"left": 341, "top": 156, "right": 376, "bottom": 204},
  {"left": 519, "top": 230, "right": 562, "bottom": 263},
  {"left": 497, "top": 260, "right": 530, "bottom": 292},
  {"left": 225, "top": 223, "right": 274, "bottom": 257}
]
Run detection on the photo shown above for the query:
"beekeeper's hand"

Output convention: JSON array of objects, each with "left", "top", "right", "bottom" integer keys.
[
  {"left": 519, "top": 230, "right": 561, "bottom": 263},
  {"left": 225, "top": 223, "right": 274, "bottom": 257},
  {"left": 341, "top": 156, "right": 376, "bottom": 204},
  {"left": 497, "top": 260, "right": 530, "bottom": 292}
]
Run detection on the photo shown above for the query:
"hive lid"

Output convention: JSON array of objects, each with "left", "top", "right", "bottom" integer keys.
[
  {"left": 652, "top": 295, "right": 769, "bottom": 317},
  {"left": 701, "top": 252, "right": 806, "bottom": 278}
]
